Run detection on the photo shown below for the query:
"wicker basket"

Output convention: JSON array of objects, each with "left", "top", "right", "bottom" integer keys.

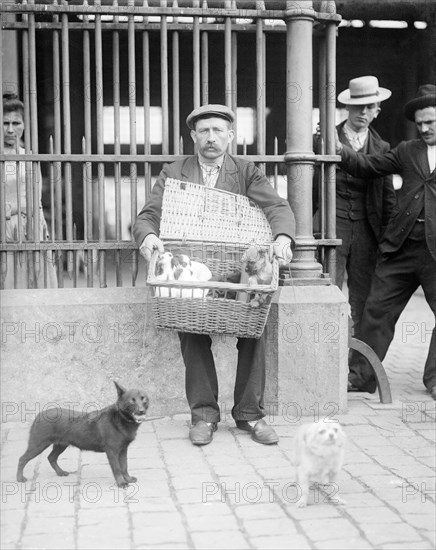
[{"left": 146, "top": 179, "right": 278, "bottom": 338}]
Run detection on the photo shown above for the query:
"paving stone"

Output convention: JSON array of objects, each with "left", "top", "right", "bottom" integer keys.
[
  {"left": 21, "top": 532, "right": 76, "bottom": 550},
  {"left": 298, "top": 518, "right": 360, "bottom": 541},
  {"left": 251, "top": 534, "right": 312, "bottom": 549},
  {"left": 343, "top": 451, "right": 374, "bottom": 464},
  {"left": 24, "top": 515, "right": 76, "bottom": 535},
  {"left": 77, "top": 528, "right": 131, "bottom": 550},
  {"left": 185, "top": 513, "right": 240, "bottom": 532},
  {"left": 170, "top": 474, "right": 216, "bottom": 490},
  {"left": 242, "top": 517, "right": 299, "bottom": 537},
  {"left": 345, "top": 506, "right": 403, "bottom": 524},
  {"left": 191, "top": 530, "right": 248, "bottom": 549},
  {"left": 360, "top": 522, "right": 424, "bottom": 545},
  {"left": 135, "top": 544, "right": 190, "bottom": 550},
  {"left": 181, "top": 502, "right": 233, "bottom": 518},
  {"left": 380, "top": 543, "right": 435, "bottom": 550},
  {"left": 314, "top": 538, "right": 373, "bottom": 550},
  {"left": 176, "top": 486, "right": 221, "bottom": 505},
  {"left": 234, "top": 502, "right": 287, "bottom": 520},
  {"left": 285, "top": 503, "right": 343, "bottom": 519}
]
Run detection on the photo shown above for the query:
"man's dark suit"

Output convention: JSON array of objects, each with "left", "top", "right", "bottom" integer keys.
[
  {"left": 134, "top": 153, "right": 295, "bottom": 424},
  {"left": 314, "top": 122, "right": 396, "bottom": 339},
  {"left": 341, "top": 139, "right": 436, "bottom": 392}
]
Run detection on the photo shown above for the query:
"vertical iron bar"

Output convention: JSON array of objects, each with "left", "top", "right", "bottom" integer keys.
[
  {"left": 29, "top": 0, "right": 41, "bottom": 286},
  {"left": 201, "top": 27, "right": 209, "bottom": 106},
  {"left": 53, "top": 0, "right": 64, "bottom": 286},
  {"left": 273, "top": 136, "right": 278, "bottom": 192},
  {"left": 95, "top": 0, "right": 106, "bottom": 287},
  {"left": 224, "top": 1, "right": 232, "bottom": 110},
  {"left": 113, "top": 1, "right": 122, "bottom": 286},
  {"left": 83, "top": 1, "right": 94, "bottom": 286},
  {"left": 62, "top": 2, "right": 74, "bottom": 284},
  {"left": 160, "top": 0, "right": 169, "bottom": 155},
  {"left": 142, "top": 0, "right": 151, "bottom": 203},
  {"left": 256, "top": 2, "right": 266, "bottom": 174},
  {"left": 318, "top": 31, "right": 327, "bottom": 270},
  {"left": 325, "top": 13, "right": 337, "bottom": 284},
  {"left": 193, "top": 0, "right": 201, "bottom": 110},
  {"left": 172, "top": 1, "right": 180, "bottom": 153},
  {"left": 128, "top": 0, "right": 138, "bottom": 286},
  {"left": 231, "top": 28, "right": 237, "bottom": 155},
  {"left": 22, "top": 1, "right": 33, "bottom": 287}
]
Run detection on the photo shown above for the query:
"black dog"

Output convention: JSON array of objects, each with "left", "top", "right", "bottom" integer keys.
[{"left": 16, "top": 381, "right": 149, "bottom": 488}]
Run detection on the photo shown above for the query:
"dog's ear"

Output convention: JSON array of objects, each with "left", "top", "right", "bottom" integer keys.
[{"left": 114, "top": 381, "right": 127, "bottom": 398}]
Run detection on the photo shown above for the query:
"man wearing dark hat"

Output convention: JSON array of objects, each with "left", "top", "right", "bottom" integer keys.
[
  {"left": 134, "top": 104, "right": 296, "bottom": 444},
  {"left": 315, "top": 76, "right": 396, "bottom": 343},
  {"left": 336, "top": 84, "right": 436, "bottom": 399}
]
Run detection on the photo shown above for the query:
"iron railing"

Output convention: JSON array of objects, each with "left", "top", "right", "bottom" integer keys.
[{"left": 0, "top": 0, "right": 341, "bottom": 289}]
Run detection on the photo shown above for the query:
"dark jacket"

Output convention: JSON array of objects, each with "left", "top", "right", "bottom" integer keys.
[
  {"left": 314, "top": 122, "right": 396, "bottom": 241},
  {"left": 340, "top": 139, "right": 436, "bottom": 260},
  {"left": 134, "top": 153, "right": 296, "bottom": 246}
]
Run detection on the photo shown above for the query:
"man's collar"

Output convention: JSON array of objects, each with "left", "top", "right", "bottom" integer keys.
[{"left": 344, "top": 121, "right": 369, "bottom": 137}]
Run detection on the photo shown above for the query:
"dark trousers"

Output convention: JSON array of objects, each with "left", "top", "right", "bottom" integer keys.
[
  {"left": 349, "top": 236, "right": 436, "bottom": 391},
  {"left": 335, "top": 216, "right": 378, "bottom": 338},
  {"left": 178, "top": 332, "right": 266, "bottom": 424}
]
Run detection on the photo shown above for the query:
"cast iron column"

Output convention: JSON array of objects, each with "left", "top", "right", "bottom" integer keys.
[{"left": 284, "top": 1, "right": 322, "bottom": 279}]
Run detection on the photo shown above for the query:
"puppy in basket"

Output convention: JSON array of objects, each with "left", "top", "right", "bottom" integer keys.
[
  {"left": 242, "top": 246, "right": 273, "bottom": 308},
  {"left": 154, "top": 251, "right": 176, "bottom": 297},
  {"left": 293, "top": 421, "right": 346, "bottom": 508},
  {"left": 173, "top": 254, "right": 212, "bottom": 298}
]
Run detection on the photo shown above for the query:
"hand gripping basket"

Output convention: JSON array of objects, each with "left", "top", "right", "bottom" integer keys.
[{"left": 146, "top": 178, "right": 279, "bottom": 338}]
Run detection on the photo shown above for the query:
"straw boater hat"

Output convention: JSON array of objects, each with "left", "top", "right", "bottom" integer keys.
[
  {"left": 403, "top": 84, "right": 436, "bottom": 121},
  {"left": 337, "top": 76, "right": 392, "bottom": 105},
  {"left": 186, "top": 104, "right": 235, "bottom": 130}
]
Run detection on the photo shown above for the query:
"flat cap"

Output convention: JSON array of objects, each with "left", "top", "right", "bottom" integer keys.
[{"left": 186, "top": 104, "right": 235, "bottom": 130}]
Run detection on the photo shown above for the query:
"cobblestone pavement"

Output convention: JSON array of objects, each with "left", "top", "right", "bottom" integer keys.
[{"left": 1, "top": 290, "right": 435, "bottom": 550}]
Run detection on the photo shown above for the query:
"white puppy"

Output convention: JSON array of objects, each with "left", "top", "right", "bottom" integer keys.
[
  {"left": 293, "top": 421, "right": 346, "bottom": 508},
  {"left": 155, "top": 251, "right": 175, "bottom": 297}
]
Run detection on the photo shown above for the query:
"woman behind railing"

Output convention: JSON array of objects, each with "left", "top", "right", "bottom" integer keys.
[{"left": 2, "top": 93, "right": 57, "bottom": 288}]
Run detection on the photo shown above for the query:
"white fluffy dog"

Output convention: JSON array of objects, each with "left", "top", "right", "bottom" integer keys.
[{"left": 293, "top": 421, "right": 346, "bottom": 508}]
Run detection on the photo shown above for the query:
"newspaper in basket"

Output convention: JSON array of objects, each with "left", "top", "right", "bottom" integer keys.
[{"left": 147, "top": 179, "right": 279, "bottom": 338}]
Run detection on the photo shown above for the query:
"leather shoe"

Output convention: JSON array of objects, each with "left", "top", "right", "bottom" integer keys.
[
  {"left": 189, "top": 421, "right": 217, "bottom": 446},
  {"left": 235, "top": 419, "right": 279, "bottom": 445},
  {"left": 347, "top": 376, "right": 377, "bottom": 394},
  {"left": 430, "top": 386, "right": 436, "bottom": 401}
]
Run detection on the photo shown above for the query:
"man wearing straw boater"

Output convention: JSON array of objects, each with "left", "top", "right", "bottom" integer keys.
[
  {"left": 315, "top": 76, "right": 396, "bottom": 349},
  {"left": 134, "top": 104, "right": 295, "bottom": 445}
]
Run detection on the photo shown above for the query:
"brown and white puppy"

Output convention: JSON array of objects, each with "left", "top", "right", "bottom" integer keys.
[
  {"left": 243, "top": 246, "right": 273, "bottom": 308},
  {"left": 177, "top": 254, "right": 212, "bottom": 282},
  {"left": 293, "top": 421, "right": 346, "bottom": 507}
]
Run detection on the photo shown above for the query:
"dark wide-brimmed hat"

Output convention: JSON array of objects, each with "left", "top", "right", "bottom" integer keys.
[
  {"left": 337, "top": 76, "right": 391, "bottom": 105},
  {"left": 186, "top": 104, "right": 235, "bottom": 130},
  {"left": 403, "top": 84, "right": 436, "bottom": 121}
]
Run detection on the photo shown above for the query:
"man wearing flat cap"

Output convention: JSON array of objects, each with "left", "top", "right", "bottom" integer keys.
[
  {"left": 315, "top": 76, "right": 396, "bottom": 348},
  {"left": 336, "top": 84, "right": 436, "bottom": 400},
  {"left": 134, "top": 104, "right": 296, "bottom": 445}
]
